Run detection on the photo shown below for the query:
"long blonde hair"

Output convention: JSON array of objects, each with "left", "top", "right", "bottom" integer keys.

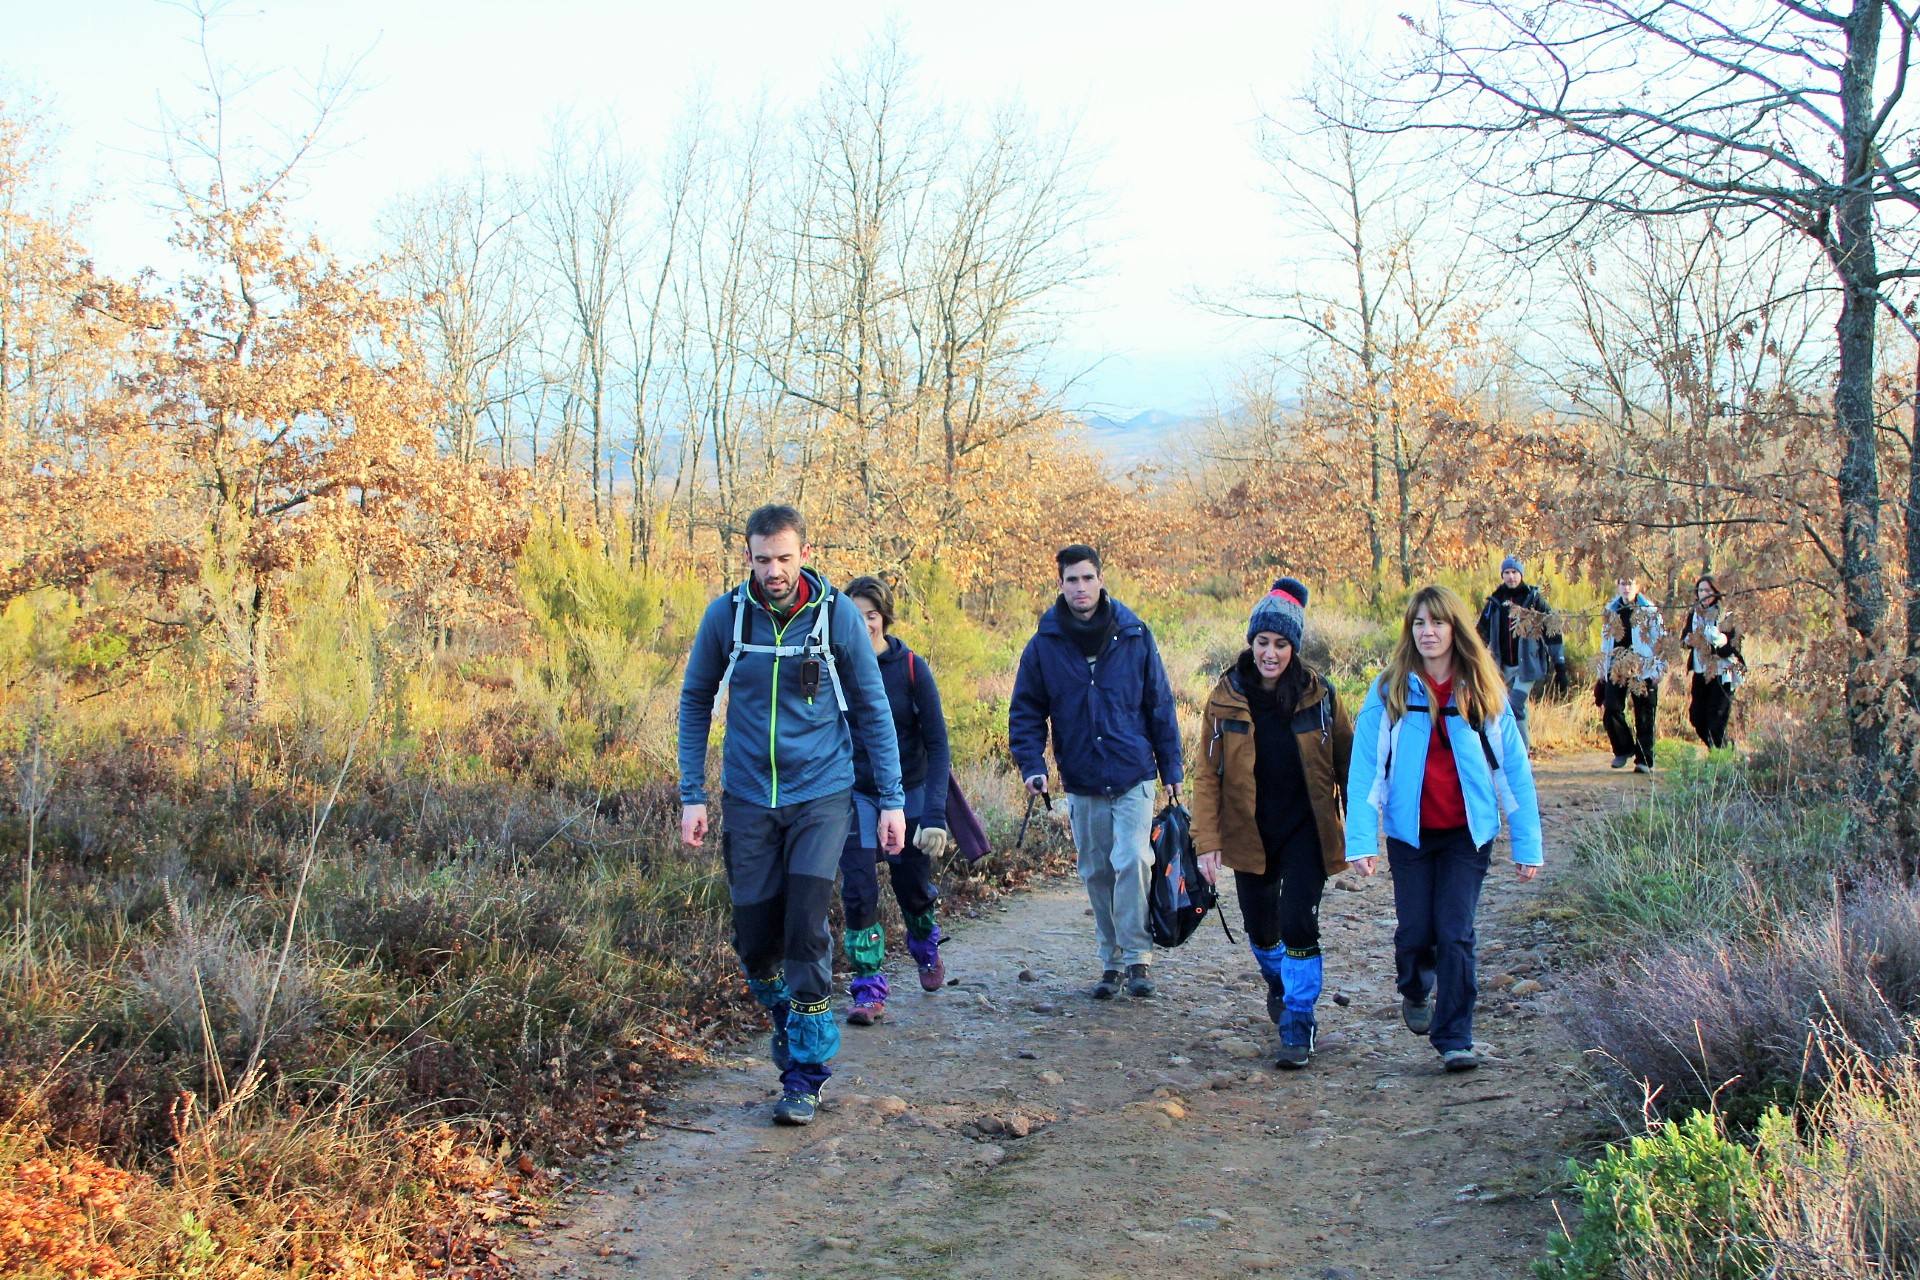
[{"left": 1381, "top": 584, "right": 1508, "bottom": 726}]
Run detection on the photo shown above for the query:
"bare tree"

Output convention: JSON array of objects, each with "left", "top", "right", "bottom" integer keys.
[
  {"left": 1373, "top": 0, "right": 1920, "bottom": 799},
  {"left": 1210, "top": 62, "right": 1504, "bottom": 587},
  {"left": 1537, "top": 212, "right": 1833, "bottom": 602},
  {"left": 384, "top": 165, "right": 539, "bottom": 465},
  {"left": 918, "top": 106, "right": 1098, "bottom": 486},
  {"left": 536, "top": 117, "right": 634, "bottom": 547}
]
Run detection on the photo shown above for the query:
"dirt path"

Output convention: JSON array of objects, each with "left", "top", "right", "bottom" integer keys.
[{"left": 516, "top": 756, "right": 1624, "bottom": 1280}]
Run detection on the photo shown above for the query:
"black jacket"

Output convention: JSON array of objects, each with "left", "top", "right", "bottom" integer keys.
[{"left": 851, "top": 635, "right": 952, "bottom": 829}]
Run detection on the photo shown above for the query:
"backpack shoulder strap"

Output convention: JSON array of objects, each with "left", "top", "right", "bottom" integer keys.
[
  {"left": 908, "top": 651, "right": 917, "bottom": 687},
  {"left": 807, "top": 587, "right": 849, "bottom": 713},
  {"left": 1438, "top": 705, "right": 1502, "bottom": 772},
  {"left": 718, "top": 584, "right": 749, "bottom": 693}
]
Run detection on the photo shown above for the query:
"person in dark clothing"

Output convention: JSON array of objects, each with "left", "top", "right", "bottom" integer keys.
[
  {"left": 1681, "top": 574, "right": 1742, "bottom": 750},
  {"left": 1189, "top": 578, "right": 1354, "bottom": 1067},
  {"left": 1599, "top": 572, "right": 1665, "bottom": 773},
  {"left": 1475, "top": 556, "right": 1567, "bottom": 748},
  {"left": 837, "top": 576, "right": 954, "bottom": 1025},
  {"left": 1010, "top": 544, "right": 1184, "bottom": 1000}
]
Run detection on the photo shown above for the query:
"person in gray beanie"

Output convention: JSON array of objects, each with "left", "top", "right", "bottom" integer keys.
[{"left": 1475, "top": 555, "right": 1566, "bottom": 748}]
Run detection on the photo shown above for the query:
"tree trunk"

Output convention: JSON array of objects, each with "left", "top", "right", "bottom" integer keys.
[
  {"left": 1836, "top": 0, "right": 1892, "bottom": 810},
  {"left": 1903, "top": 349, "right": 1920, "bottom": 867}
]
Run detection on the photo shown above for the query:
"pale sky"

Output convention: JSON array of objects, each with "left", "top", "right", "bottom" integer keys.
[{"left": 8, "top": 0, "right": 1418, "bottom": 417}]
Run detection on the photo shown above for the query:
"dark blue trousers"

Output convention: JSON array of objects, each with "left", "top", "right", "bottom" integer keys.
[{"left": 1386, "top": 826, "right": 1492, "bottom": 1054}]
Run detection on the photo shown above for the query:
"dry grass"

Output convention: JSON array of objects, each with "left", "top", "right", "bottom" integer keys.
[{"left": 1755, "top": 1039, "right": 1920, "bottom": 1277}]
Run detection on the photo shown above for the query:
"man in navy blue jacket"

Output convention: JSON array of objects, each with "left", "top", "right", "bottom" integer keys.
[
  {"left": 1010, "top": 545, "right": 1184, "bottom": 999},
  {"left": 678, "top": 504, "right": 904, "bottom": 1126}
]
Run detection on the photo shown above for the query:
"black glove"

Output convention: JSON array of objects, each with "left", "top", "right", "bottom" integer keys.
[{"left": 1552, "top": 661, "right": 1570, "bottom": 697}]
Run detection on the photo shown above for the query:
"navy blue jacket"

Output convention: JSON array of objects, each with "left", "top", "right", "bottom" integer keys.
[
  {"left": 677, "top": 568, "right": 904, "bottom": 811},
  {"left": 851, "top": 636, "right": 951, "bottom": 829},
  {"left": 1009, "top": 595, "right": 1184, "bottom": 797}
]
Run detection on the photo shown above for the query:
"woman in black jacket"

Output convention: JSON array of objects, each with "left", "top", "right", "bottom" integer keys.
[{"left": 838, "top": 576, "right": 954, "bottom": 1025}]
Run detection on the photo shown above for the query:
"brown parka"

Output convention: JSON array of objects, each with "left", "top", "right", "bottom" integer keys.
[{"left": 1189, "top": 658, "right": 1354, "bottom": 876}]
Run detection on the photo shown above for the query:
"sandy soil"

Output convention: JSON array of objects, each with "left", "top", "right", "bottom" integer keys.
[{"left": 514, "top": 754, "right": 1626, "bottom": 1280}]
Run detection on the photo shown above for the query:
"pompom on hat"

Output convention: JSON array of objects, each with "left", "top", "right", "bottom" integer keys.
[{"left": 1248, "top": 577, "right": 1308, "bottom": 647}]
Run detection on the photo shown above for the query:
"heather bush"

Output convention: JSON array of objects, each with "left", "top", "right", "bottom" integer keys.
[{"left": 1565, "top": 890, "right": 1920, "bottom": 1126}]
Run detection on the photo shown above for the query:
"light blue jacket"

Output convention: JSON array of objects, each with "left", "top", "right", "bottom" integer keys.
[{"left": 1344, "top": 673, "right": 1544, "bottom": 866}]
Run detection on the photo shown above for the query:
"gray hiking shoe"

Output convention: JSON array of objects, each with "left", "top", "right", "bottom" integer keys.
[
  {"left": 1442, "top": 1048, "right": 1479, "bottom": 1073},
  {"left": 1610, "top": 754, "right": 1631, "bottom": 769},
  {"left": 1092, "top": 970, "right": 1123, "bottom": 1000},
  {"left": 1402, "top": 995, "right": 1432, "bottom": 1036},
  {"left": 1125, "top": 964, "right": 1156, "bottom": 998}
]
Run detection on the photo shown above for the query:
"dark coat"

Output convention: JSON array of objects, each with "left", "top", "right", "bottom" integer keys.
[
  {"left": 1476, "top": 583, "right": 1565, "bottom": 683},
  {"left": 852, "top": 635, "right": 952, "bottom": 828},
  {"left": 1009, "top": 595, "right": 1184, "bottom": 797}
]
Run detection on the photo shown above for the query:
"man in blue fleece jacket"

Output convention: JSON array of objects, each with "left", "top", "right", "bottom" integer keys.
[{"left": 678, "top": 504, "right": 904, "bottom": 1126}]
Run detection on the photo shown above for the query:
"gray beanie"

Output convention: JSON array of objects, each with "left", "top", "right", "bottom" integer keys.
[
  {"left": 1248, "top": 577, "right": 1308, "bottom": 647},
  {"left": 1500, "top": 555, "right": 1524, "bottom": 575}
]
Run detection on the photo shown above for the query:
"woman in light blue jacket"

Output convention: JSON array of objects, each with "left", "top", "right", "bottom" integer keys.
[{"left": 1345, "top": 585, "right": 1543, "bottom": 1073}]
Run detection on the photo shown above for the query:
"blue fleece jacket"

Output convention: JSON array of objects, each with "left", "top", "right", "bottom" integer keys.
[
  {"left": 1008, "top": 595, "right": 1184, "bottom": 797},
  {"left": 1344, "top": 672, "right": 1544, "bottom": 866},
  {"left": 677, "top": 568, "right": 904, "bottom": 811}
]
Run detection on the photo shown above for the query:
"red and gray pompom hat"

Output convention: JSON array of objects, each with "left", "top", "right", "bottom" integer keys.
[{"left": 1248, "top": 577, "right": 1308, "bottom": 646}]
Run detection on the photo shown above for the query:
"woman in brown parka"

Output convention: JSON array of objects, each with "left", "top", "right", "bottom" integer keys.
[{"left": 1191, "top": 578, "right": 1353, "bottom": 1068}]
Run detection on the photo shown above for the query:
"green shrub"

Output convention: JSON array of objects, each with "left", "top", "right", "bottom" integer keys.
[{"left": 1536, "top": 1109, "right": 1782, "bottom": 1280}]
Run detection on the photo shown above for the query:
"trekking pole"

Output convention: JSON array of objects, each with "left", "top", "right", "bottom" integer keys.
[{"left": 1014, "top": 787, "right": 1053, "bottom": 850}]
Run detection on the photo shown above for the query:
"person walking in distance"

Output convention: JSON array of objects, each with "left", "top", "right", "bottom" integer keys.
[
  {"left": 677, "top": 505, "right": 905, "bottom": 1126},
  {"left": 1600, "top": 572, "right": 1666, "bottom": 774},
  {"left": 1190, "top": 579, "right": 1354, "bottom": 1067},
  {"left": 1475, "top": 555, "right": 1567, "bottom": 749},
  {"left": 1345, "top": 585, "right": 1545, "bottom": 1073},
  {"left": 1681, "top": 574, "right": 1742, "bottom": 751},
  {"left": 836, "top": 575, "right": 955, "bottom": 1025},
  {"left": 1010, "top": 544, "right": 1184, "bottom": 1000}
]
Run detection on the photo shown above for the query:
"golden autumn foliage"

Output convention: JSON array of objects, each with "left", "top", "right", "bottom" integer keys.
[{"left": 0, "top": 1125, "right": 136, "bottom": 1280}]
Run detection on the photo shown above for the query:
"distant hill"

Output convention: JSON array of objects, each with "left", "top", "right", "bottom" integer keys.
[{"left": 1076, "top": 409, "right": 1206, "bottom": 466}]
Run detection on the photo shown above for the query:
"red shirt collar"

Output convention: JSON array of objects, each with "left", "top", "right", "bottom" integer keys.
[{"left": 750, "top": 572, "right": 812, "bottom": 621}]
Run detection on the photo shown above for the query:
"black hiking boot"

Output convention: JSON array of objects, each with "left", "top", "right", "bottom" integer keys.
[
  {"left": 772, "top": 1091, "right": 818, "bottom": 1125},
  {"left": 1125, "top": 964, "right": 1155, "bottom": 998},
  {"left": 1092, "top": 970, "right": 1123, "bottom": 1000}
]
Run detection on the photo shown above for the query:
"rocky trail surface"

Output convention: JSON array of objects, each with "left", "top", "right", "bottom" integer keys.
[{"left": 516, "top": 756, "right": 1624, "bottom": 1280}]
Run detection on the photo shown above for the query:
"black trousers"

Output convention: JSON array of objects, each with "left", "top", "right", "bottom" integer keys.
[
  {"left": 1601, "top": 681, "right": 1658, "bottom": 766},
  {"left": 839, "top": 818, "right": 940, "bottom": 929},
  {"left": 1688, "top": 674, "right": 1734, "bottom": 749},
  {"left": 1233, "top": 827, "right": 1326, "bottom": 954}
]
